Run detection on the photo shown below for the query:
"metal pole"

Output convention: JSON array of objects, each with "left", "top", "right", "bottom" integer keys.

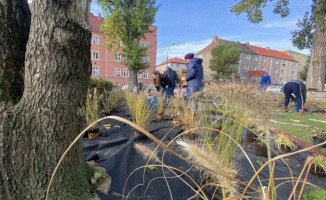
[{"left": 166, "top": 43, "right": 175, "bottom": 62}]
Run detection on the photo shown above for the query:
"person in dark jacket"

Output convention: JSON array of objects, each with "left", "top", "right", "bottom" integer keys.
[
  {"left": 163, "top": 64, "right": 180, "bottom": 93},
  {"left": 184, "top": 53, "right": 204, "bottom": 99},
  {"left": 152, "top": 70, "right": 173, "bottom": 102},
  {"left": 283, "top": 80, "right": 307, "bottom": 114}
]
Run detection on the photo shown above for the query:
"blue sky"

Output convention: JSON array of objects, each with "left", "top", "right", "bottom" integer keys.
[{"left": 29, "top": 0, "right": 312, "bottom": 65}]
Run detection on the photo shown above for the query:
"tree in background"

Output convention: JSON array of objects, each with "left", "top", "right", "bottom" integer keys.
[
  {"left": 209, "top": 43, "right": 240, "bottom": 82},
  {"left": 0, "top": 0, "right": 93, "bottom": 199},
  {"left": 99, "top": 0, "right": 159, "bottom": 91},
  {"left": 231, "top": 0, "right": 325, "bottom": 91}
]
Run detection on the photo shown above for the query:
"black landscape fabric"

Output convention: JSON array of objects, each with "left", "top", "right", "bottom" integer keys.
[{"left": 83, "top": 110, "right": 326, "bottom": 200}]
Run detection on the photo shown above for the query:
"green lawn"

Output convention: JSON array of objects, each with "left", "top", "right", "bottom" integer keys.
[{"left": 271, "top": 110, "right": 326, "bottom": 153}]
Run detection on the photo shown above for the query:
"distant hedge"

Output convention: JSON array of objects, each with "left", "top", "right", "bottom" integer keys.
[{"left": 90, "top": 78, "right": 114, "bottom": 93}]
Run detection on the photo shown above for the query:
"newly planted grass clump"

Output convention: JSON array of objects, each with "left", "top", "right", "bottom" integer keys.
[
  {"left": 99, "top": 89, "right": 124, "bottom": 115},
  {"left": 125, "top": 92, "right": 153, "bottom": 131},
  {"left": 274, "top": 135, "right": 297, "bottom": 152}
]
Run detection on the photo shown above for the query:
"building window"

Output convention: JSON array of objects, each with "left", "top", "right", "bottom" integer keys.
[
  {"left": 144, "top": 42, "right": 150, "bottom": 50},
  {"left": 137, "top": 72, "right": 141, "bottom": 78},
  {"left": 275, "top": 60, "right": 279, "bottom": 64},
  {"left": 261, "top": 67, "right": 265, "bottom": 70},
  {"left": 274, "top": 68, "right": 278, "bottom": 73},
  {"left": 92, "top": 35, "right": 99, "bottom": 44},
  {"left": 123, "top": 69, "right": 129, "bottom": 77},
  {"left": 115, "top": 54, "right": 121, "bottom": 62},
  {"left": 92, "top": 66, "right": 99, "bottom": 75},
  {"left": 115, "top": 82, "right": 120, "bottom": 86},
  {"left": 281, "top": 69, "right": 285, "bottom": 74},
  {"left": 244, "top": 65, "right": 249, "bottom": 69},
  {"left": 282, "top": 60, "right": 286, "bottom": 66},
  {"left": 280, "top": 78, "right": 284, "bottom": 83},
  {"left": 143, "top": 71, "right": 148, "bottom": 79},
  {"left": 115, "top": 68, "right": 121, "bottom": 77},
  {"left": 245, "top": 54, "right": 251, "bottom": 60},
  {"left": 254, "top": 56, "right": 258, "bottom": 61},
  {"left": 292, "top": 71, "right": 296, "bottom": 75},
  {"left": 92, "top": 51, "right": 99, "bottom": 60},
  {"left": 262, "top": 57, "right": 266, "bottom": 62},
  {"left": 251, "top": 66, "right": 256, "bottom": 70},
  {"left": 144, "top": 57, "right": 149, "bottom": 64},
  {"left": 139, "top": 41, "right": 142, "bottom": 47}
]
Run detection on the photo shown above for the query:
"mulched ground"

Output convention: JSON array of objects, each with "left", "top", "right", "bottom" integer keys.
[{"left": 83, "top": 104, "right": 326, "bottom": 200}]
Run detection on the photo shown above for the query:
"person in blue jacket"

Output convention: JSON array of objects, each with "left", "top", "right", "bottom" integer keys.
[
  {"left": 184, "top": 53, "right": 204, "bottom": 99},
  {"left": 260, "top": 72, "right": 271, "bottom": 90},
  {"left": 283, "top": 80, "right": 307, "bottom": 114}
]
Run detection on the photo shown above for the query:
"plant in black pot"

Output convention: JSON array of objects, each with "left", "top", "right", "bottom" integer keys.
[
  {"left": 274, "top": 135, "right": 296, "bottom": 152},
  {"left": 245, "top": 118, "right": 257, "bottom": 143},
  {"left": 255, "top": 132, "right": 269, "bottom": 158},
  {"left": 312, "top": 129, "right": 326, "bottom": 148},
  {"left": 85, "top": 88, "right": 99, "bottom": 139},
  {"left": 310, "top": 155, "right": 326, "bottom": 177}
]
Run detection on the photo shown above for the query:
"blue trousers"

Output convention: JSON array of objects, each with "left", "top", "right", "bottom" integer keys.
[{"left": 283, "top": 82, "right": 306, "bottom": 112}]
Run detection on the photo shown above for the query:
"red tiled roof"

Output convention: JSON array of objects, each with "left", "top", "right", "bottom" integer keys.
[
  {"left": 248, "top": 45, "right": 297, "bottom": 62},
  {"left": 89, "top": 13, "right": 104, "bottom": 33},
  {"left": 158, "top": 57, "right": 187, "bottom": 66},
  {"left": 247, "top": 70, "right": 266, "bottom": 77}
]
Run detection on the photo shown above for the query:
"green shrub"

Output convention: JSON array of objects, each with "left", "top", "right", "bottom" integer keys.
[{"left": 90, "top": 78, "right": 113, "bottom": 95}]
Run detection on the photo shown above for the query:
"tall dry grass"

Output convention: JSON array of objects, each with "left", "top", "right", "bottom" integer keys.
[{"left": 124, "top": 92, "right": 153, "bottom": 130}]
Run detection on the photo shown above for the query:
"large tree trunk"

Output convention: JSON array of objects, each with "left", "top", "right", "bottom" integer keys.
[
  {"left": 0, "top": 0, "right": 93, "bottom": 199},
  {"left": 306, "top": 0, "right": 326, "bottom": 91},
  {"left": 0, "top": 0, "right": 30, "bottom": 106}
]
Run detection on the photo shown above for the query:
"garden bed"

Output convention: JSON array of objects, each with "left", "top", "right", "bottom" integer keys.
[{"left": 83, "top": 107, "right": 326, "bottom": 199}]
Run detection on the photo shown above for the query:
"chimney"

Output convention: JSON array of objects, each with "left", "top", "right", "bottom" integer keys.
[
  {"left": 265, "top": 47, "right": 270, "bottom": 50},
  {"left": 245, "top": 42, "right": 250, "bottom": 45},
  {"left": 211, "top": 36, "right": 218, "bottom": 43}
]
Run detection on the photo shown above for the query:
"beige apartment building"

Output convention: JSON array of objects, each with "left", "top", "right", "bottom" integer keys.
[
  {"left": 156, "top": 57, "right": 187, "bottom": 73},
  {"left": 90, "top": 13, "right": 157, "bottom": 87},
  {"left": 196, "top": 36, "right": 299, "bottom": 84},
  {"left": 281, "top": 50, "right": 310, "bottom": 75}
]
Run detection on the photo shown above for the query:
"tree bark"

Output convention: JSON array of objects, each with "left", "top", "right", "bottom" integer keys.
[
  {"left": 306, "top": 0, "right": 326, "bottom": 91},
  {"left": 0, "top": 0, "right": 30, "bottom": 106},
  {"left": 0, "top": 0, "right": 93, "bottom": 199}
]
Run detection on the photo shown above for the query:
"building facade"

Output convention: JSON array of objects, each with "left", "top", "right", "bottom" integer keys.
[
  {"left": 248, "top": 45, "right": 299, "bottom": 84},
  {"left": 281, "top": 50, "right": 310, "bottom": 75},
  {"left": 196, "top": 36, "right": 299, "bottom": 84},
  {"left": 156, "top": 57, "right": 187, "bottom": 73},
  {"left": 89, "top": 13, "right": 157, "bottom": 87}
]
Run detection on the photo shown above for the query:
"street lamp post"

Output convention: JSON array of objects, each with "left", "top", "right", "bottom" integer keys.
[{"left": 166, "top": 43, "right": 175, "bottom": 62}]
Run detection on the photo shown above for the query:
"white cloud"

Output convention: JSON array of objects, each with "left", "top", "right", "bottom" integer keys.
[
  {"left": 262, "top": 19, "right": 298, "bottom": 29},
  {"left": 157, "top": 39, "right": 210, "bottom": 64}
]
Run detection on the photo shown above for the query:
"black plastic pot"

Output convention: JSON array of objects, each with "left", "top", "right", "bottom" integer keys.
[
  {"left": 246, "top": 130, "right": 257, "bottom": 143},
  {"left": 280, "top": 144, "right": 292, "bottom": 152},
  {"left": 255, "top": 142, "right": 268, "bottom": 158},
  {"left": 310, "top": 164, "right": 326, "bottom": 177},
  {"left": 312, "top": 136, "right": 326, "bottom": 148}
]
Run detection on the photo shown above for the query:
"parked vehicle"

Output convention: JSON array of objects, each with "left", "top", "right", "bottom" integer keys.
[
  {"left": 266, "top": 84, "right": 284, "bottom": 95},
  {"left": 173, "top": 86, "right": 187, "bottom": 98}
]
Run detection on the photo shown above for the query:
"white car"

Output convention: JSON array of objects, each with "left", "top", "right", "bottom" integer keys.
[
  {"left": 266, "top": 84, "right": 284, "bottom": 95},
  {"left": 173, "top": 87, "right": 187, "bottom": 98}
]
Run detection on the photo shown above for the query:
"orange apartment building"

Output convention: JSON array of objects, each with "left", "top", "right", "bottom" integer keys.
[{"left": 89, "top": 13, "right": 157, "bottom": 87}]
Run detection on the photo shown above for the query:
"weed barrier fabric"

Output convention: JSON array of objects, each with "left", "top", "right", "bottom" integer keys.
[{"left": 83, "top": 113, "right": 326, "bottom": 199}]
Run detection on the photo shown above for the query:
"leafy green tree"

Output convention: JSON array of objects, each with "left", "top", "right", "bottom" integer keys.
[
  {"left": 98, "top": 0, "right": 159, "bottom": 90},
  {"left": 209, "top": 43, "right": 240, "bottom": 81},
  {"left": 231, "top": 0, "right": 326, "bottom": 91}
]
